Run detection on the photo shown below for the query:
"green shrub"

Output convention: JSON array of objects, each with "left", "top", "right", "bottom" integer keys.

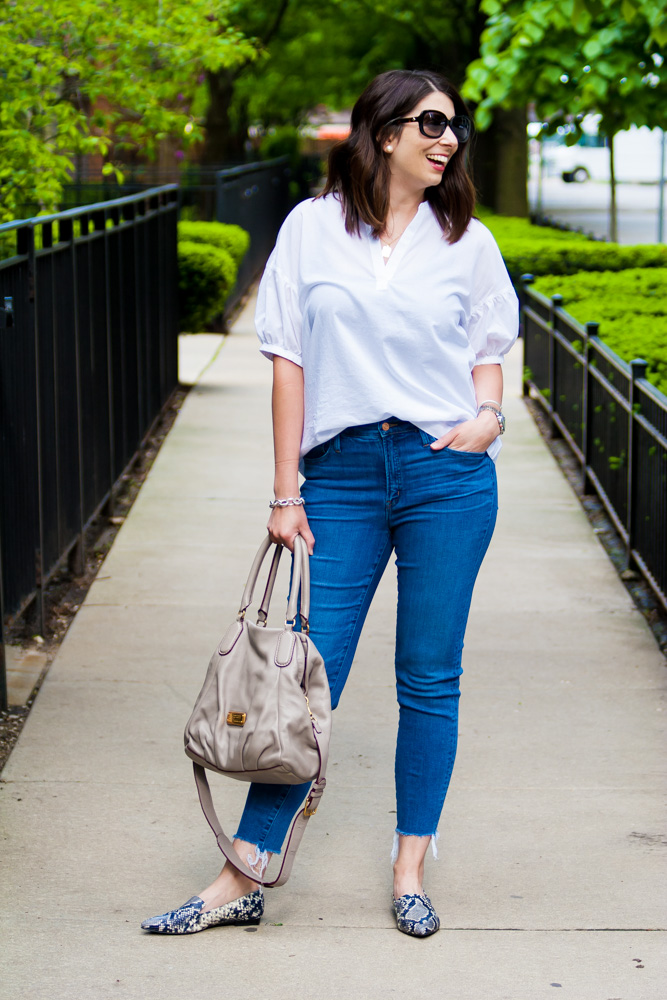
[
  {"left": 178, "top": 220, "right": 250, "bottom": 268},
  {"left": 502, "top": 240, "right": 667, "bottom": 282},
  {"left": 480, "top": 212, "right": 667, "bottom": 281},
  {"left": 532, "top": 268, "right": 667, "bottom": 396},
  {"left": 178, "top": 240, "right": 236, "bottom": 332},
  {"left": 478, "top": 210, "right": 590, "bottom": 244},
  {"left": 178, "top": 204, "right": 201, "bottom": 223},
  {"left": 476, "top": 211, "right": 667, "bottom": 396}
]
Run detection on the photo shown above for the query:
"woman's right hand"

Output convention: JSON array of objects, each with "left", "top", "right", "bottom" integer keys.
[{"left": 267, "top": 505, "right": 315, "bottom": 555}]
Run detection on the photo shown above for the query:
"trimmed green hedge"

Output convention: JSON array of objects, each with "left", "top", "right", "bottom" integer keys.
[
  {"left": 532, "top": 268, "right": 667, "bottom": 396},
  {"left": 178, "top": 220, "right": 250, "bottom": 268},
  {"left": 481, "top": 212, "right": 667, "bottom": 281},
  {"left": 178, "top": 241, "right": 236, "bottom": 333},
  {"left": 501, "top": 240, "right": 667, "bottom": 282},
  {"left": 478, "top": 210, "right": 667, "bottom": 395},
  {"left": 177, "top": 221, "right": 250, "bottom": 332},
  {"left": 476, "top": 210, "right": 590, "bottom": 244}
]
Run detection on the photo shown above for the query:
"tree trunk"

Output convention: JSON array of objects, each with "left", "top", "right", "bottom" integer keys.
[
  {"left": 493, "top": 107, "right": 528, "bottom": 216},
  {"left": 608, "top": 132, "right": 617, "bottom": 242},
  {"left": 469, "top": 107, "right": 528, "bottom": 216},
  {"left": 200, "top": 2, "right": 292, "bottom": 167},
  {"left": 201, "top": 69, "right": 247, "bottom": 165}
]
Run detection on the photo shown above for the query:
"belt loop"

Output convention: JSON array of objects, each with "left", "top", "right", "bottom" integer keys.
[{"left": 333, "top": 433, "right": 341, "bottom": 453}]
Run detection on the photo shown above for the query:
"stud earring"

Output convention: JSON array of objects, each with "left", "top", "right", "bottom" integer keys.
[{"left": 385, "top": 144, "right": 393, "bottom": 153}]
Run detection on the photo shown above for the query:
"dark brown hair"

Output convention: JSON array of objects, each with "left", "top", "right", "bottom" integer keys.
[{"left": 320, "top": 69, "right": 475, "bottom": 244}]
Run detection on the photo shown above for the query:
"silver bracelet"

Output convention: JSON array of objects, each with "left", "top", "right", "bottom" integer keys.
[
  {"left": 478, "top": 405, "right": 506, "bottom": 434},
  {"left": 477, "top": 399, "right": 502, "bottom": 413},
  {"left": 268, "top": 496, "right": 305, "bottom": 509}
]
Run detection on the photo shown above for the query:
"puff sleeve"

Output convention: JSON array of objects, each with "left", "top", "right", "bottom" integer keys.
[
  {"left": 255, "top": 209, "right": 304, "bottom": 366},
  {"left": 467, "top": 223, "right": 519, "bottom": 365}
]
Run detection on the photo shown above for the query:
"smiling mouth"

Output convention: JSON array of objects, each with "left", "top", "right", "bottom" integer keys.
[{"left": 426, "top": 154, "right": 449, "bottom": 167}]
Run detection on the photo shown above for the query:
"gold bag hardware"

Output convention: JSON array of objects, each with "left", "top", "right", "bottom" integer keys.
[{"left": 226, "top": 711, "right": 246, "bottom": 727}]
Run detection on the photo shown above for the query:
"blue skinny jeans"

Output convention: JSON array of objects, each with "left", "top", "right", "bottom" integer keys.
[{"left": 235, "top": 419, "right": 497, "bottom": 853}]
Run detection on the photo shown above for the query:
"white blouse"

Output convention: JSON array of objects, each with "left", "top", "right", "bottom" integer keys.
[{"left": 255, "top": 194, "right": 519, "bottom": 461}]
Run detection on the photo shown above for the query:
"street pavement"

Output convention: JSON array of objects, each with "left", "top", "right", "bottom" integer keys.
[
  {"left": 1, "top": 292, "right": 665, "bottom": 1000},
  {"left": 529, "top": 176, "right": 666, "bottom": 244}
]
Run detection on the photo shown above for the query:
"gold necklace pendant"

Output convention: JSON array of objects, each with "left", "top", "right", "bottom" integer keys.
[{"left": 381, "top": 244, "right": 392, "bottom": 260}]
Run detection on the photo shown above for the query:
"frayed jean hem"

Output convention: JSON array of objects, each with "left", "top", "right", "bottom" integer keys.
[{"left": 391, "top": 830, "right": 440, "bottom": 863}]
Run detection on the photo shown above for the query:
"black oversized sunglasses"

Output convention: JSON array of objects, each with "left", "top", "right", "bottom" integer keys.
[{"left": 383, "top": 109, "right": 472, "bottom": 143}]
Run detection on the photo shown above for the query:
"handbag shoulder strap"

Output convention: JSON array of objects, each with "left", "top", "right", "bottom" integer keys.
[{"left": 192, "top": 761, "right": 327, "bottom": 888}]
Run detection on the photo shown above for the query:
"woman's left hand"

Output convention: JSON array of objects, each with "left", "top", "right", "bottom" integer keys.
[{"left": 430, "top": 410, "right": 500, "bottom": 454}]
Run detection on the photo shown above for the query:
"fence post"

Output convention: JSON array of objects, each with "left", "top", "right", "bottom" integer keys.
[
  {"left": 25, "top": 223, "right": 48, "bottom": 637},
  {"left": 519, "top": 274, "right": 534, "bottom": 397},
  {"left": 0, "top": 536, "right": 6, "bottom": 711},
  {"left": 581, "top": 321, "right": 599, "bottom": 493},
  {"left": 63, "top": 216, "right": 86, "bottom": 578},
  {"left": 215, "top": 170, "right": 226, "bottom": 225},
  {"left": 626, "top": 357, "right": 648, "bottom": 571},
  {"left": 548, "top": 294, "right": 563, "bottom": 438},
  {"left": 95, "top": 208, "right": 116, "bottom": 518},
  {"left": 0, "top": 297, "right": 8, "bottom": 709}
]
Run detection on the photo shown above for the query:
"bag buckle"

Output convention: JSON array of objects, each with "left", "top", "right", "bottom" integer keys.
[
  {"left": 303, "top": 784, "right": 323, "bottom": 818},
  {"left": 226, "top": 712, "right": 247, "bottom": 727}
]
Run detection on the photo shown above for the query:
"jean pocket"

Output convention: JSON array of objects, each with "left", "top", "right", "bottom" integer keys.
[
  {"left": 419, "top": 429, "right": 437, "bottom": 447},
  {"left": 304, "top": 439, "right": 332, "bottom": 463},
  {"left": 443, "top": 445, "right": 487, "bottom": 458}
]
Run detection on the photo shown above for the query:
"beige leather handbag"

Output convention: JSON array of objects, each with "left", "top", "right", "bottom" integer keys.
[{"left": 184, "top": 534, "right": 331, "bottom": 887}]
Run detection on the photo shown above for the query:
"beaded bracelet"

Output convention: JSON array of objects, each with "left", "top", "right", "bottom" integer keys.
[{"left": 268, "top": 496, "right": 306, "bottom": 509}]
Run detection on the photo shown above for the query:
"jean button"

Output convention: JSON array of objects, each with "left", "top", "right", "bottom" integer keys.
[{"left": 381, "top": 422, "right": 390, "bottom": 431}]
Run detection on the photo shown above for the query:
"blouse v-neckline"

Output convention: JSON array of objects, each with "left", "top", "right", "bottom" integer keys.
[{"left": 369, "top": 201, "right": 431, "bottom": 290}]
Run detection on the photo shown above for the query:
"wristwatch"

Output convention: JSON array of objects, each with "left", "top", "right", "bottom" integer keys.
[{"left": 478, "top": 404, "right": 506, "bottom": 435}]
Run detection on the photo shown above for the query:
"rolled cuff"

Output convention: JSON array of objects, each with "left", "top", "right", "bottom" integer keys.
[
  {"left": 467, "top": 285, "right": 519, "bottom": 364},
  {"left": 259, "top": 344, "right": 303, "bottom": 367},
  {"left": 473, "top": 355, "right": 505, "bottom": 366}
]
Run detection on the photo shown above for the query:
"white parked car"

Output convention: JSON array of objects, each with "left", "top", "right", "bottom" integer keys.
[{"left": 529, "top": 116, "right": 665, "bottom": 183}]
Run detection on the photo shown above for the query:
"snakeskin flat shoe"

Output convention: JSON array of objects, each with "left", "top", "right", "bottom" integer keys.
[
  {"left": 392, "top": 892, "right": 440, "bottom": 938},
  {"left": 141, "top": 889, "right": 264, "bottom": 934}
]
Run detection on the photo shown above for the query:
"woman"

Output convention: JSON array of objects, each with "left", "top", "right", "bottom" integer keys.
[{"left": 142, "top": 68, "right": 518, "bottom": 938}]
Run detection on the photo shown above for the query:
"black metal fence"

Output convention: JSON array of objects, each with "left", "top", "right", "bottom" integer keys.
[
  {"left": 18, "top": 164, "right": 227, "bottom": 223},
  {"left": 521, "top": 276, "right": 667, "bottom": 610},
  {"left": 0, "top": 186, "right": 179, "bottom": 708},
  {"left": 214, "top": 158, "right": 291, "bottom": 312},
  {"left": 55, "top": 158, "right": 295, "bottom": 316}
]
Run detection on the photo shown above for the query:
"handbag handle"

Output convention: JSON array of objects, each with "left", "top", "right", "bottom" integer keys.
[
  {"left": 256, "top": 545, "right": 283, "bottom": 626},
  {"left": 238, "top": 534, "right": 310, "bottom": 629}
]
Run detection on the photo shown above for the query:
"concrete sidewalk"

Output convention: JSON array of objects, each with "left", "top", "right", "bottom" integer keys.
[{"left": 1, "top": 294, "right": 665, "bottom": 1000}]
